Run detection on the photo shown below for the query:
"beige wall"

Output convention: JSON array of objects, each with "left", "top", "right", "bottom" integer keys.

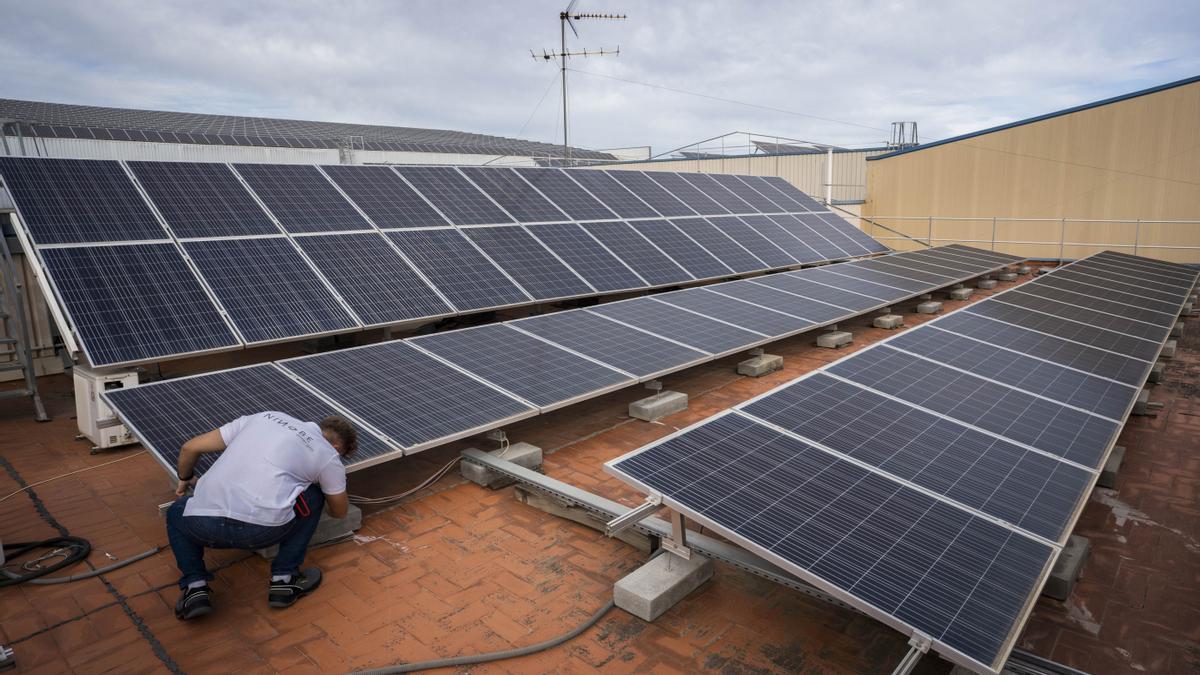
[{"left": 864, "top": 79, "right": 1200, "bottom": 262}]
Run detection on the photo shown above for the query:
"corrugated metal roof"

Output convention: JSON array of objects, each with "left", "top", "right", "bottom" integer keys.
[{"left": 0, "top": 98, "right": 616, "bottom": 161}]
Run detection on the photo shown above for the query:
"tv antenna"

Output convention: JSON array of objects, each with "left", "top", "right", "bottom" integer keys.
[{"left": 530, "top": 0, "right": 625, "bottom": 164}]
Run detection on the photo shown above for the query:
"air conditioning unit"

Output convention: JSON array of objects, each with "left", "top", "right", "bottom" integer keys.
[{"left": 74, "top": 366, "right": 139, "bottom": 451}]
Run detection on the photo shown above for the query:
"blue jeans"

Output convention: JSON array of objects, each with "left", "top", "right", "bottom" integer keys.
[{"left": 166, "top": 484, "right": 325, "bottom": 589}]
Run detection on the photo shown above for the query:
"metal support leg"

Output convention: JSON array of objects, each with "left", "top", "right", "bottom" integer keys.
[
  {"left": 891, "top": 632, "right": 931, "bottom": 675},
  {"left": 661, "top": 510, "right": 691, "bottom": 560},
  {"left": 0, "top": 233, "right": 49, "bottom": 421}
]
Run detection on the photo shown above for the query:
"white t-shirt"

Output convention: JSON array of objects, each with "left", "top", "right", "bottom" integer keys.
[{"left": 183, "top": 411, "right": 347, "bottom": 527}]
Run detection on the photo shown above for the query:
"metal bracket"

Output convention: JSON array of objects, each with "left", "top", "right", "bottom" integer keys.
[
  {"left": 661, "top": 510, "right": 692, "bottom": 560},
  {"left": 748, "top": 348, "right": 765, "bottom": 357},
  {"left": 485, "top": 429, "right": 508, "bottom": 443},
  {"left": 891, "top": 632, "right": 932, "bottom": 675},
  {"left": 604, "top": 494, "right": 663, "bottom": 536},
  {"left": 644, "top": 379, "right": 663, "bottom": 393}
]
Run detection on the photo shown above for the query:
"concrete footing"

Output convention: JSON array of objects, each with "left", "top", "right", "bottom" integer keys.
[
  {"left": 916, "top": 301, "right": 943, "bottom": 314},
  {"left": 461, "top": 443, "right": 543, "bottom": 489},
  {"left": 997, "top": 272, "right": 1018, "bottom": 282},
  {"left": 1042, "top": 535, "right": 1090, "bottom": 601},
  {"left": 816, "top": 331, "right": 853, "bottom": 349},
  {"left": 1097, "top": 445, "right": 1125, "bottom": 490},
  {"left": 257, "top": 504, "right": 362, "bottom": 559},
  {"left": 737, "top": 354, "right": 783, "bottom": 377},
  {"left": 1132, "top": 388, "right": 1151, "bottom": 416},
  {"left": 614, "top": 552, "right": 714, "bottom": 621},
  {"left": 949, "top": 287, "right": 973, "bottom": 301},
  {"left": 1149, "top": 361, "right": 1166, "bottom": 383},
  {"left": 1017, "top": 265, "right": 1032, "bottom": 274},
  {"left": 873, "top": 314, "right": 904, "bottom": 330},
  {"left": 630, "top": 391, "right": 689, "bottom": 422},
  {"left": 977, "top": 279, "right": 998, "bottom": 290},
  {"left": 1162, "top": 340, "right": 1177, "bottom": 359},
  {"left": 1037, "top": 266, "right": 1056, "bottom": 275},
  {"left": 1170, "top": 321, "right": 1184, "bottom": 338}
]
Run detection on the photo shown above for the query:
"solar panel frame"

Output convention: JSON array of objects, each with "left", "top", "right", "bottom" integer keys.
[
  {"left": 1073, "top": 256, "right": 1196, "bottom": 289},
  {"left": 675, "top": 173, "right": 758, "bottom": 214},
  {"left": 821, "top": 262, "right": 932, "bottom": 293},
  {"left": 510, "top": 167, "right": 618, "bottom": 221},
  {"left": 706, "top": 174, "right": 788, "bottom": 213},
  {"left": 964, "top": 301, "right": 1162, "bottom": 362},
  {"left": 1057, "top": 263, "right": 1191, "bottom": 299},
  {"left": 580, "top": 221, "right": 694, "bottom": 286},
  {"left": 705, "top": 216, "right": 799, "bottom": 268},
  {"left": 995, "top": 291, "right": 1171, "bottom": 341},
  {"left": 232, "top": 163, "right": 372, "bottom": 233},
  {"left": 392, "top": 166, "right": 514, "bottom": 226},
  {"left": 320, "top": 165, "right": 450, "bottom": 229},
  {"left": 641, "top": 172, "right": 731, "bottom": 216},
  {"left": 736, "top": 175, "right": 811, "bottom": 211},
  {"left": 525, "top": 222, "right": 646, "bottom": 292},
  {"left": 586, "top": 297, "right": 768, "bottom": 356},
  {"left": 605, "top": 171, "right": 696, "bottom": 217},
  {"left": 1032, "top": 272, "right": 1182, "bottom": 314},
  {"left": 671, "top": 217, "right": 766, "bottom": 273},
  {"left": 458, "top": 167, "right": 569, "bottom": 224},
  {"left": 127, "top": 161, "right": 281, "bottom": 238},
  {"left": 459, "top": 225, "right": 596, "bottom": 300},
  {"left": 712, "top": 280, "right": 853, "bottom": 324},
  {"left": 386, "top": 228, "right": 533, "bottom": 311},
  {"left": 768, "top": 214, "right": 848, "bottom": 260},
  {"left": 759, "top": 175, "right": 827, "bottom": 211},
  {"left": 750, "top": 272, "right": 889, "bottom": 310},
  {"left": 562, "top": 170, "right": 661, "bottom": 219},
  {"left": 737, "top": 215, "right": 824, "bottom": 264},
  {"left": 654, "top": 287, "right": 815, "bottom": 337},
  {"left": 793, "top": 213, "right": 870, "bottom": 257},
  {"left": 629, "top": 219, "right": 733, "bottom": 280}
]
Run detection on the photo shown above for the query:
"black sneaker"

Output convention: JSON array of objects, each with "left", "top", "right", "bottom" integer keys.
[
  {"left": 268, "top": 568, "right": 323, "bottom": 608},
  {"left": 174, "top": 585, "right": 212, "bottom": 620}
]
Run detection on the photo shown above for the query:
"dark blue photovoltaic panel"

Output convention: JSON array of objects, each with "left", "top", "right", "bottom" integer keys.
[
  {"left": 769, "top": 215, "right": 846, "bottom": 260},
  {"left": 740, "top": 374, "right": 1093, "bottom": 541},
  {"left": 511, "top": 168, "right": 617, "bottom": 221},
  {"left": 41, "top": 243, "right": 238, "bottom": 366},
  {"left": 1033, "top": 274, "right": 1181, "bottom": 316},
  {"left": 461, "top": 226, "right": 593, "bottom": 299},
  {"left": 997, "top": 292, "right": 1170, "bottom": 342},
  {"left": 889, "top": 325, "right": 1134, "bottom": 420},
  {"left": 672, "top": 218, "right": 765, "bottom": 273},
  {"left": 676, "top": 173, "right": 756, "bottom": 213},
  {"left": 128, "top": 161, "right": 278, "bottom": 238},
  {"left": 898, "top": 249, "right": 989, "bottom": 276},
  {"left": 605, "top": 171, "right": 695, "bottom": 217},
  {"left": 564, "top": 170, "right": 660, "bottom": 219},
  {"left": 804, "top": 266, "right": 914, "bottom": 300},
  {"left": 279, "top": 341, "right": 533, "bottom": 451},
  {"left": 459, "top": 167, "right": 567, "bottom": 223},
  {"left": 233, "top": 164, "right": 369, "bottom": 233},
  {"left": 630, "top": 220, "right": 732, "bottom": 279},
  {"left": 738, "top": 215, "right": 823, "bottom": 263},
  {"left": 706, "top": 174, "right": 786, "bottom": 213},
  {"left": 582, "top": 221, "right": 693, "bottom": 286},
  {"left": 750, "top": 273, "right": 882, "bottom": 311},
  {"left": 821, "top": 213, "right": 890, "bottom": 254},
  {"left": 322, "top": 165, "right": 448, "bottom": 228},
  {"left": 609, "top": 413, "right": 1053, "bottom": 670},
  {"left": 393, "top": 166, "right": 512, "bottom": 225},
  {"left": 759, "top": 175, "right": 825, "bottom": 211},
  {"left": 867, "top": 257, "right": 959, "bottom": 285},
  {"left": 1077, "top": 257, "right": 1196, "bottom": 292},
  {"left": 1095, "top": 250, "right": 1198, "bottom": 281},
  {"left": 294, "top": 233, "right": 452, "bottom": 325},
  {"left": 934, "top": 311, "right": 1151, "bottom": 386},
  {"left": 104, "top": 364, "right": 394, "bottom": 476},
  {"left": 710, "top": 281, "right": 850, "bottom": 324},
  {"left": 794, "top": 213, "right": 868, "bottom": 257},
  {"left": 0, "top": 157, "right": 168, "bottom": 244},
  {"left": 526, "top": 223, "right": 644, "bottom": 292},
  {"left": 588, "top": 297, "right": 764, "bottom": 354},
  {"left": 828, "top": 347, "right": 1118, "bottom": 467},
  {"left": 514, "top": 310, "right": 707, "bottom": 378},
  {"left": 706, "top": 217, "right": 797, "bottom": 268},
  {"left": 941, "top": 244, "right": 1024, "bottom": 266},
  {"left": 822, "top": 262, "right": 930, "bottom": 293},
  {"left": 411, "top": 324, "right": 632, "bottom": 408},
  {"left": 183, "top": 237, "right": 358, "bottom": 343},
  {"left": 965, "top": 301, "right": 1160, "bottom": 362},
  {"left": 1054, "top": 266, "right": 1187, "bottom": 304},
  {"left": 387, "top": 229, "right": 530, "bottom": 311},
  {"left": 734, "top": 176, "right": 810, "bottom": 211},
  {"left": 642, "top": 172, "right": 730, "bottom": 216},
  {"left": 655, "top": 288, "right": 814, "bottom": 337}
]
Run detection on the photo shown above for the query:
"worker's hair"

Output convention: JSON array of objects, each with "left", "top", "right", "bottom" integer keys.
[{"left": 319, "top": 416, "right": 358, "bottom": 457}]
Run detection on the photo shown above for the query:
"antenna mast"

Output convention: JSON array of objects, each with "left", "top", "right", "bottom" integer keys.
[{"left": 531, "top": 1, "right": 625, "bottom": 164}]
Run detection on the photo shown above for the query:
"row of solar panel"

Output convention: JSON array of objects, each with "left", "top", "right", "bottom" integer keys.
[
  {"left": 0, "top": 158, "right": 887, "bottom": 368},
  {"left": 605, "top": 249, "right": 1198, "bottom": 674},
  {"left": 104, "top": 244, "right": 1020, "bottom": 478}
]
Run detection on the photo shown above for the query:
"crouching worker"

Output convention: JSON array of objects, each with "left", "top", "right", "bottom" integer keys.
[{"left": 166, "top": 411, "right": 356, "bottom": 620}]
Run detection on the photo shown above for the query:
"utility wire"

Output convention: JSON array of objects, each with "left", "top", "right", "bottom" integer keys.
[
  {"left": 0, "top": 450, "right": 146, "bottom": 503},
  {"left": 516, "top": 70, "right": 564, "bottom": 140}
]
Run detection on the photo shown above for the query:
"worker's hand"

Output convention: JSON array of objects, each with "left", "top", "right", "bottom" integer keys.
[{"left": 175, "top": 477, "right": 196, "bottom": 497}]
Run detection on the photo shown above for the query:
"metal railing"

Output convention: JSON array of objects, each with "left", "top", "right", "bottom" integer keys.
[{"left": 854, "top": 215, "right": 1200, "bottom": 263}]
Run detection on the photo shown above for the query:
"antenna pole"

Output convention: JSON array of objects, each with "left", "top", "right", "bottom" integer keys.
[{"left": 561, "top": 12, "right": 569, "bottom": 162}]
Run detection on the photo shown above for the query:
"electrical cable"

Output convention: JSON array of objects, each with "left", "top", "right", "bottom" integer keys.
[
  {"left": 0, "top": 450, "right": 146, "bottom": 503},
  {"left": 348, "top": 455, "right": 462, "bottom": 505},
  {"left": 1, "top": 546, "right": 159, "bottom": 585},
  {"left": 0, "top": 536, "right": 91, "bottom": 587}
]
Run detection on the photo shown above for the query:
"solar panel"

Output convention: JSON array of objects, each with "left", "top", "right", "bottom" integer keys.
[
  {"left": 605, "top": 171, "right": 695, "bottom": 217},
  {"left": 1094, "top": 250, "right": 1198, "bottom": 280},
  {"left": 759, "top": 175, "right": 826, "bottom": 211},
  {"left": 103, "top": 364, "right": 394, "bottom": 476},
  {"left": 0, "top": 157, "right": 168, "bottom": 244},
  {"left": 1055, "top": 265, "right": 1187, "bottom": 302},
  {"left": 671, "top": 218, "right": 765, "bottom": 273},
  {"left": 897, "top": 249, "right": 991, "bottom": 276},
  {"left": 749, "top": 273, "right": 882, "bottom": 311},
  {"left": 460, "top": 226, "right": 594, "bottom": 299},
  {"left": 865, "top": 256, "right": 959, "bottom": 284},
  {"left": 629, "top": 220, "right": 732, "bottom": 279},
  {"left": 387, "top": 228, "right": 531, "bottom": 311},
  {"left": 964, "top": 301, "right": 1161, "bottom": 362},
  {"left": 511, "top": 168, "right": 617, "bottom": 221},
  {"left": 705, "top": 174, "right": 786, "bottom": 213},
  {"left": 564, "top": 170, "right": 660, "bottom": 219},
  {"left": 526, "top": 223, "right": 645, "bottom": 292},
  {"left": 606, "top": 412, "right": 1054, "bottom": 673},
  {"left": 393, "top": 166, "right": 513, "bottom": 225},
  {"left": 233, "top": 163, "right": 370, "bottom": 233},
  {"left": 459, "top": 167, "right": 568, "bottom": 223},
  {"left": 674, "top": 174, "right": 756, "bottom": 213},
  {"left": 815, "top": 212, "right": 890, "bottom": 254},
  {"left": 939, "top": 244, "right": 1025, "bottom": 266},
  {"left": 768, "top": 215, "right": 847, "bottom": 260},
  {"left": 738, "top": 175, "right": 811, "bottom": 211},
  {"left": 321, "top": 165, "right": 448, "bottom": 229},
  {"left": 710, "top": 280, "right": 851, "bottom": 324},
  {"left": 826, "top": 346, "right": 1119, "bottom": 467},
  {"left": 1081, "top": 255, "right": 1196, "bottom": 288},
  {"left": 409, "top": 323, "right": 633, "bottom": 409},
  {"left": 741, "top": 373, "right": 1092, "bottom": 541},
  {"left": 642, "top": 172, "right": 730, "bottom": 215},
  {"left": 294, "top": 233, "right": 452, "bottom": 326},
  {"left": 40, "top": 243, "right": 238, "bottom": 366},
  {"left": 512, "top": 310, "right": 708, "bottom": 379},
  {"left": 581, "top": 221, "right": 693, "bottom": 286},
  {"left": 182, "top": 237, "right": 358, "bottom": 343},
  {"left": 822, "top": 262, "right": 930, "bottom": 293},
  {"left": 996, "top": 292, "right": 1170, "bottom": 342},
  {"left": 1032, "top": 274, "right": 1181, "bottom": 315},
  {"left": 587, "top": 297, "right": 765, "bottom": 355},
  {"left": 737, "top": 215, "right": 823, "bottom": 264},
  {"left": 793, "top": 213, "right": 868, "bottom": 257},
  {"left": 278, "top": 341, "right": 534, "bottom": 453},
  {"left": 654, "top": 288, "right": 814, "bottom": 337},
  {"left": 705, "top": 217, "right": 797, "bottom": 268},
  {"left": 127, "top": 161, "right": 279, "bottom": 238}
]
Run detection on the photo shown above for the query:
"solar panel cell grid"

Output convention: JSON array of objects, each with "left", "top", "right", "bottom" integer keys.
[
  {"left": 655, "top": 288, "right": 813, "bottom": 337},
  {"left": 587, "top": 297, "right": 765, "bottom": 355},
  {"left": 605, "top": 171, "right": 695, "bottom": 217},
  {"left": 738, "top": 176, "right": 809, "bottom": 211},
  {"left": 676, "top": 173, "right": 757, "bottom": 213},
  {"left": 1034, "top": 274, "right": 1182, "bottom": 315},
  {"left": 737, "top": 215, "right": 823, "bottom": 263},
  {"left": 769, "top": 215, "right": 846, "bottom": 260},
  {"left": 672, "top": 218, "right": 765, "bottom": 273},
  {"left": 128, "top": 161, "right": 279, "bottom": 238},
  {"left": 393, "top": 166, "right": 513, "bottom": 225},
  {"left": 525, "top": 223, "right": 644, "bottom": 292},
  {"left": 965, "top": 301, "right": 1161, "bottom": 362},
  {"left": 629, "top": 220, "right": 731, "bottom": 279},
  {"left": 580, "top": 221, "right": 693, "bottom": 286},
  {"left": 642, "top": 172, "right": 730, "bottom": 215},
  {"left": 1074, "top": 258, "right": 1195, "bottom": 290},
  {"left": 822, "top": 263, "right": 930, "bottom": 293},
  {"left": 511, "top": 168, "right": 617, "bottom": 221},
  {"left": 562, "top": 170, "right": 660, "bottom": 219},
  {"left": 794, "top": 213, "right": 867, "bottom": 256},
  {"left": 0, "top": 157, "right": 168, "bottom": 244},
  {"left": 706, "top": 217, "right": 798, "bottom": 268},
  {"left": 459, "top": 167, "right": 567, "bottom": 223},
  {"left": 760, "top": 175, "right": 826, "bottom": 211},
  {"left": 1056, "top": 265, "right": 1189, "bottom": 300},
  {"left": 386, "top": 228, "right": 530, "bottom": 311},
  {"left": 461, "top": 226, "right": 594, "bottom": 299},
  {"left": 750, "top": 273, "right": 880, "bottom": 310},
  {"left": 233, "top": 164, "right": 370, "bottom": 233},
  {"left": 997, "top": 292, "right": 1170, "bottom": 341},
  {"left": 708, "top": 174, "right": 787, "bottom": 213},
  {"left": 711, "top": 281, "right": 851, "bottom": 324},
  {"left": 871, "top": 255, "right": 962, "bottom": 281},
  {"left": 321, "top": 165, "right": 448, "bottom": 229}
]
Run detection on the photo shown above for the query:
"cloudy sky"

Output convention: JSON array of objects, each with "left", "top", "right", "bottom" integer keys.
[{"left": 2, "top": 0, "right": 1197, "bottom": 155}]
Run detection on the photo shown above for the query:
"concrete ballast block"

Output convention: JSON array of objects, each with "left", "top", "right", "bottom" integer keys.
[
  {"left": 461, "top": 442, "right": 543, "bottom": 489},
  {"left": 1097, "top": 445, "right": 1125, "bottom": 490},
  {"left": 614, "top": 552, "right": 714, "bottom": 621},
  {"left": 258, "top": 503, "right": 362, "bottom": 559},
  {"left": 977, "top": 279, "right": 998, "bottom": 290},
  {"left": 1042, "top": 535, "right": 1090, "bottom": 601},
  {"left": 1149, "top": 361, "right": 1166, "bottom": 383},
  {"left": 949, "top": 287, "right": 973, "bottom": 301},
  {"left": 1161, "top": 340, "right": 1177, "bottom": 359},
  {"left": 1037, "top": 266, "right": 1056, "bottom": 275},
  {"left": 816, "top": 331, "right": 853, "bottom": 349},
  {"left": 1171, "top": 322, "right": 1185, "bottom": 338},
  {"left": 997, "top": 272, "right": 1018, "bottom": 282},
  {"left": 1132, "top": 388, "right": 1151, "bottom": 415},
  {"left": 1017, "top": 265, "right": 1033, "bottom": 275},
  {"left": 916, "top": 301, "right": 943, "bottom": 314},
  {"left": 629, "top": 391, "right": 688, "bottom": 422},
  {"left": 873, "top": 314, "right": 904, "bottom": 329},
  {"left": 737, "top": 354, "right": 783, "bottom": 377}
]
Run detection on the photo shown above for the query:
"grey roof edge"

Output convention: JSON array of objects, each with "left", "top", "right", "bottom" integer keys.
[
  {"left": 594, "top": 146, "right": 891, "bottom": 166},
  {"left": 867, "top": 74, "right": 1200, "bottom": 162}
]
